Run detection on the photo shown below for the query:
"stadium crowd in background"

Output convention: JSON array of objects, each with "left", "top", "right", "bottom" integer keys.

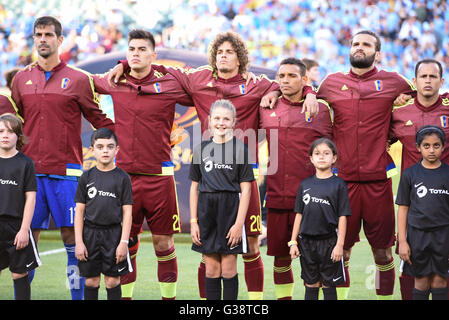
[{"left": 0, "top": 0, "right": 449, "bottom": 90}]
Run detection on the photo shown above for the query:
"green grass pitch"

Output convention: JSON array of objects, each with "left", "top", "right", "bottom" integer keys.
[{"left": 0, "top": 230, "right": 402, "bottom": 300}]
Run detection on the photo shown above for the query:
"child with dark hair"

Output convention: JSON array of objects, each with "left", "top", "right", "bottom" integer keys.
[
  {"left": 74, "top": 128, "right": 133, "bottom": 300},
  {"left": 396, "top": 125, "right": 449, "bottom": 300},
  {"left": 289, "top": 138, "right": 351, "bottom": 300},
  {"left": 0, "top": 113, "right": 40, "bottom": 300}
]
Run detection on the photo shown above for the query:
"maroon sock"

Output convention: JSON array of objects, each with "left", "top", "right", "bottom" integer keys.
[
  {"left": 243, "top": 252, "right": 264, "bottom": 299},
  {"left": 198, "top": 259, "right": 207, "bottom": 299},
  {"left": 399, "top": 273, "right": 414, "bottom": 300},
  {"left": 120, "top": 238, "right": 139, "bottom": 300},
  {"left": 156, "top": 246, "right": 178, "bottom": 300},
  {"left": 375, "top": 258, "right": 395, "bottom": 297},
  {"left": 273, "top": 257, "right": 294, "bottom": 300}
]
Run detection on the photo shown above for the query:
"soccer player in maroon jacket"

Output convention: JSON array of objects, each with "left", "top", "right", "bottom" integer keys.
[
  {"left": 316, "top": 30, "right": 416, "bottom": 300},
  {"left": 0, "top": 94, "right": 17, "bottom": 116},
  {"left": 10, "top": 16, "right": 114, "bottom": 300},
  {"left": 390, "top": 58, "right": 449, "bottom": 300},
  {"left": 259, "top": 58, "right": 333, "bottom": 299},
  {"left": 92, "top": 29, "right": 194, "bottom": 300},
  {"left": 1, "top": 68, "right": 20, "bottom": 116},
  {"left": 110, "top": 31, "right": 317, "bottom": 300}
]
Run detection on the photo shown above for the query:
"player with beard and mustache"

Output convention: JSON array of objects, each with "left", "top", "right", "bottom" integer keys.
[
  {"left": 313, "top": 30, "right": 416, "bottom": 300},
  {"left": 10, "top": 16, "right": 114, "bottom": 300}
]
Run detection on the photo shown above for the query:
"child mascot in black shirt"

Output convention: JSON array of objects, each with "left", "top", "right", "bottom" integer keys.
[{"left": 189, "top": 99, "right": 254, "bottom": 300}]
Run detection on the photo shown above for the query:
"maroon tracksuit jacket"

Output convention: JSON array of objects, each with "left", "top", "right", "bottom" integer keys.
[
  {"left": 390, "top": 93, "right": 449, "bottom": 172},
  {"left": 11, "top": 61, "right": 114, "bottom": 176},
  {"left": 0, "top": 94, "right": 17, "bottom": 116},
  {"left": 92, "top": 69, "right": 193, "bottom": 174},
  {"left": 259, "top": 96, "right": 333, "bottom": 209},
  {"left": 317, "top": 67, "right": 416, "bottom": 182}
]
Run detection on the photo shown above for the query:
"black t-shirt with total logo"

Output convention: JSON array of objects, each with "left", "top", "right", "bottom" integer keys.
[
  {"left": 0, "top": 152, "right": 37, "bottom": 219},
  {"left": 396, "top": 162, "right": 449, "bottom": 230},
  {"left": 294, "top": 174, "right": 351, "bottom": 236},
  {"left": 75, "top": 166, "right": 133, "bottom": 226},
  {"left": 189, "top": 137, "right": 255, "bottom": 193}
]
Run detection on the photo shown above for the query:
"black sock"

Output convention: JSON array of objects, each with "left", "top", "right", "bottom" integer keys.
[
  {"left": 84, "top": 285, "right": 99, "bottom": 300},
  {"left": 305, "top": 286, "right": 319, "bottom": 300},
  {"left": 431, "top": 287, "right": 448, "bottom": 300},
  {"left": 13, "top": 275, "right": 30, "bottom": 300},
  {"left": 205, "top": 277, "right": 222, "bottom": 300},
  {"left": 413, "top": 288, "right": 430, "bottom": 300},
  {"left": 106, "top": 284, "right": 122, "bottom": 300},
  {"left": 222, "top": 275, "right": 239, "bottom": 300},
  {"left": 322, "top": 287, "right": 337, "bottom": 300}
]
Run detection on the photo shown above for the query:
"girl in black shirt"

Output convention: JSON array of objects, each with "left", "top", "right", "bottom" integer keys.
[
  {"left": 289, "top": 138, "right": 351, "bottom": 300},
  {"left": 189, "top": 100, "right": 254, "bottom": 300},
  {"left": 396, "top": 125, "right": 449, "bottom": 300}
]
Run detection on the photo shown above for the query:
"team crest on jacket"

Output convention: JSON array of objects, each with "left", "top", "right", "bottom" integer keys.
[
  {"left": 305, "top": 111, "right": 312, "bottom": 123},
  {"left": 61, "top": 78, "right": 70, "bottom": 89},
  {"left": 154, "top": 82, "right": 161, "bottom": 93},
  {"left": 239, "top": 84, "right": 246, "bottom": 94},
  {"left": 441, "top": 115, "right": 448, "bottom": 128},
  {"left": 374, "top": 80, "right": 383, "bottom": 91}
]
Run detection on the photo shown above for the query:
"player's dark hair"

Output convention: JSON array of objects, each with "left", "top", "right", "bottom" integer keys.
[
  {"left": 415, "top": 125, "right": 445, "bottom": 147},
  {"left": 4, "top": 68, "right": 20, "bottom": 90},
  {"left": 90, "top": 128, "right": 119, "bottom": 146},
  {"left": 415, "top": 59, "right": 443, "bottom": 78},
  {"left": 34, "top": 16, "right": 62, "bottom": 37},
  {"left": 128, "top": 29, "right": 156, "bottom": 51},
  {"left": 351, "top": 30, "right": 381, "bottom": 52},
  {"left": 302, "top": 58, "right": 319, "bottom": 70},
  {"left": 0, "top": 113, "right": 27, "bottom": 150},
  {"left": 279, "top": 57, "right": 307, "bottom": 76},
  {"left": 309, "top": 138, "right": 338, "bottom": 156},
  {"left": 209, "top": 31, "right": 249, "bottom": 75}
]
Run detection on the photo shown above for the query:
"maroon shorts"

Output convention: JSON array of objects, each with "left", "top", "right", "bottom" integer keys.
[
  {"left": 245, "top": 179, "right": 262, "bottom": 236},
  {"left": 266, "top": 208, "right": 297, "bottom": 257},
  {"left": 344, "top": 179, "right": 396, "bottom": 250},
  {"left": 130, "top": 174, "right": 180, "bottom": 237}
]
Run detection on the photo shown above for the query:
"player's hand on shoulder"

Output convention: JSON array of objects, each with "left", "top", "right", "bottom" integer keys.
[
  {"left": 303, "top": 93, "right": 319, "bottom": 117},
  {"left": 393, "top": 93, "right": 412, "bottom": 106},
  {"left": 107, "top": 63, "right": 125, "bottom": 87},
  {"left": 23, "top": 61, "right": 38, "bottom": 72},
  {"left": 242, "top": 71, "right": 257, "bottom": 85},
  {"left": 260, "top": 91, "right": 280, "bottom": 109}
]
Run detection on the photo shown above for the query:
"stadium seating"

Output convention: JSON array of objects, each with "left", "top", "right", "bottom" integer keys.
[{"left": 1, "top": 0, "right": 448, "bottom": 90}]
